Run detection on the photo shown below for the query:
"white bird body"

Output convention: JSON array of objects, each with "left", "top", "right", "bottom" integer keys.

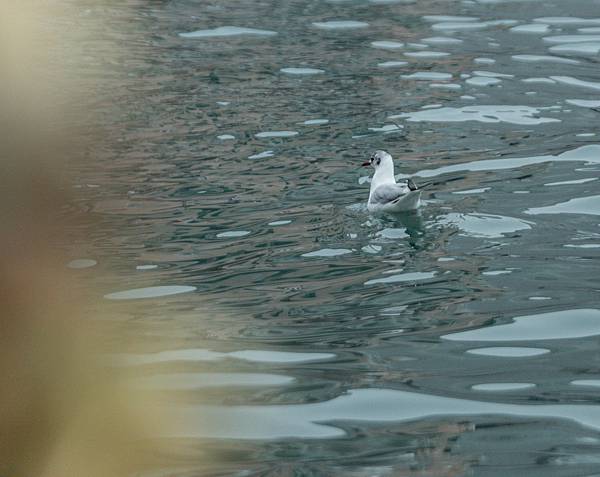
[{"left": 365, "top": 150, "right": 421, "bottom": 213}]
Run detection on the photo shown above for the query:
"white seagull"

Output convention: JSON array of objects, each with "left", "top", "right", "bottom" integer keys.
[{"left": 362, "top": 150, "right": 421, "bottom": 213}]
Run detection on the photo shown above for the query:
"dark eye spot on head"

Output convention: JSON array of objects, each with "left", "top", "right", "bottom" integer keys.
[{"left": 376, "top": 158, "right": 381, "bottom": 166}]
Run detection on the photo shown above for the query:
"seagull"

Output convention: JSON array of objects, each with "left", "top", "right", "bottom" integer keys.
[{"left": 362, "top": 150, "right": 421, "bottom": 213}]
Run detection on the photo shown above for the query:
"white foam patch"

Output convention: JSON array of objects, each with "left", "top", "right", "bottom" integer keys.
[
  {"left": 280, "top": 67, "right": 324, "bottom": 75},
  {"left": 255, "top": 131, "right": 298, "bottom": 138},
  {"left": 303, "top": 119, "right": 329, "bottom": 125},
  {"left": 512, "top": 54, "right": 579, "bottom": 64},
  {"left": 135, "top": 372, "right": 294, "bottom": 390},
  {"left": 483, "top": 270, "right": 512, "bottom": 276},
  {"left": 565, "top": 244, "right": 600, "bottom": 249},
  {"left": 566, "top": 99, "right": 600, "bottom": 108},
  {"left": 268, "top": 220, "right": 292, "bottom": 226},
  {"left": 510, "top": 23, "right": 550, "bottom": 34},
  {"left": 217, "top": 134, "right": 235, "bottom": 140},
  {"left": 378, "top": 61, "right": 408, "bottom": 68},
  {"left": 168, "top": 387, "right": 600, "bottom": 439},
  {"left": 67, "top": 259, "right": 97, "bottom": 269},
  {"left": 391, "top": 105, "right": 559, "bottom": 125},
  {"left": 302, "top": 248, "right": 352, "bottom": 258},
  {"left": 371, "top": 40, "right": 404, "bottom": 49},
  {"left": 312, "top": 20, "right": 369, "bottom": 29},
  {"left": 404, "top": 51, "right": 450, "bottom": 58},
  {"left": 365, "top": 271, "right": 436, "bottom": 285},
  {"left": 438, "top": 213, "right": 532, "bottom": 238},
  {"left": 550, "top": 43, "right": 600, "bottom": 56},
  {"left": 104, "top": 286, "right": 196, "bottom": 300},
  {"left": 136, "top": 264, "right": 158, "bottom": 270},
  {"left": 545, "top": 177, "right": 597, "bottom": 186},
  {"left": 406, "top": 145, "right": 600, "bottom": 178},
  {"left": 472, "top": 383, "right": 535, "bottom": 391},
  {"left": 248, "top": 150, "right": 275, "bottom": 159},
  {"left": 421, "top": 36, "right": 464, "bottom": 45},
  {"left": 401, "top": 72, "right": 452, "bottom": 80},
  {"left": 466, "top": 347, "right": 550, "bottom": 357},
  {"left": 179, "top": 26, "right": 277, "bottom": 38},
  {"left": 525, "top": 195, "right": 600, "bottom": 216}
]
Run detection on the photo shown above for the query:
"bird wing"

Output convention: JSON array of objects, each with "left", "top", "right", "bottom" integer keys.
[{"left": 370, "top": 183, "right": 410, "bottom": 205}]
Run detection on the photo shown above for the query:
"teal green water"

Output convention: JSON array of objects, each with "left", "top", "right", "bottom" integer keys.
[{"left": 68, "top": 0, "right": 600, "bottom": 474}]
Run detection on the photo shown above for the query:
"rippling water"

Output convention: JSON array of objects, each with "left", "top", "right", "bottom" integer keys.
[{"left": 65, "top": 0, "right": 600, "bottom": 474}]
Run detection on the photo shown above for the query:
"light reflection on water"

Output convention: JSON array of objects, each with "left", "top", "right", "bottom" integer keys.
[{"left": 66, "top": 0, "right": 600, "bottom": 473}]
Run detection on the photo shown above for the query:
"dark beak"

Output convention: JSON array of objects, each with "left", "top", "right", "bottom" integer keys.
[{"left": 361, "top": 162, "right": 370, "bottom": 167}]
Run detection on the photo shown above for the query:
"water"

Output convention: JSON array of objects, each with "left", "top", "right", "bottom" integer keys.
[{"left": 65, "top": 0, "right": 600, "bottom": 474}]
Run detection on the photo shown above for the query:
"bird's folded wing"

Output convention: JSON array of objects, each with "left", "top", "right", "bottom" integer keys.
[{"left": 370, "top": 183, "right": 410, "bottom": 204}]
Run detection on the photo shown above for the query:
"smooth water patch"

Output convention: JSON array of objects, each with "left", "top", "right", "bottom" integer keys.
[
  {"left": 550, "top": 43, "right": 600, "bottom": 56},
  {"left": 391, "top": 105, "right": 559, "bottom": 125},
  {"left": 466, "top": 347, "right": 550, "bottom": 357},
  {"left": 423, "top": 15, "right": 479, "bottom": 22},
  {"left": 472, "top": 383, "right": 536, "bottom": 391},
  {"left": 404, "top": 51, "right": 450, "bottom": 58},
  {"left": 510, "top": 23, "right": 550, "bottom": 34},
  {"left": 377, "top": 60, "right": 408, "bottom": 68},
  {"left": 534, "top": 17, "right": 600, "bottom": 26},
  {"left": 543, "top": 34, "right": 600, "bottom": 44},
  {"left": 302, "top": 119, "right": 329, "bottom": 125},
  {"left": 512, "top": 54, "right": 579, "bottom": 64},
  {"left": 67, "top": 259, "right": 97, "bottom": 269},
  {"left": 453, "top": 187, "right": 490, "bottom": 194},
  {"left": 551, "top": 76, "right": 600, "bottom": 91},
  {"left": 377, "top": 228, "right": 408, "bottom": 239},
  {"left": 216, "top": 230, "right": 251, "bottom": 238},
  {"left": 421, "top": 36, "right": 463, "bottom": 45},
  {"left": 572, "top": 380, "right": 600, "bottom": 387},
  {"left": 170, "top": 387, "right": 600, "bottom": 439},
  {"left": 474, "top": 57, "right": 496, "bottom": 64},
  {"left": 248, "top": 150, "right": 275, "bottom": 159},
  {"left": 114, "top": 349, "right": 335, "bottom": 366},
  {"left": 179, "top": 26, "right": 277, "bottom": 38},
  {"left": 409, "top": 145, "right": 600, "bottom": 178},
  {"left": 312, "top": 20, "right": 369, "bottom": 29},
  {"left": 104, "top": 285, "right": 196, "bottom": 300},
  {"left": 401, "top": 72, "right": 452, "bottom": 81},
  {"left": 525, "top": 195, "right": 600, "bottom": 216},
  {"left": 280, "top": 67, "right": 324, "bottom": 75},
  {"left": 371, "top": 41, "right": 404, "bottom": 49},
  {"left": 466, "top": 76, "right": 501, "bottom": 86},
  {"left": 544, "top": 178, "right": 597, "bottom": 186},
  {"left": 443, "top": 309, "right": 600, "bottom": 341},
  {"left": 255, "top": 131, "right": 299, "bottom": 138},
  {"left": 302, "top": 248, "right": 352, "bottom": 258},
  {"left": 365, "top": 271, "right": 436, "bottom": 285},
  {"left": 566, "top": 99, "right": 600, "bottom": 108},
  {"left": 437, "top": 213, "right": 533, "bottom": 238},
  {"left": 136, "top": 264, "right": 158, "bottom": 270},
  {"left": 135, "top": 372, "right": 294, "bottom": 390}
]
